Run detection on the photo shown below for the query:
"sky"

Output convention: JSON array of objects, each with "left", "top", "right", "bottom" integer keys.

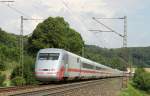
[{"left": 0, "top": 0, "right": 150, "bottom": 48}]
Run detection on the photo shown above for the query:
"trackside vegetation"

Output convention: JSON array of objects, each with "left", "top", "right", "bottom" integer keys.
[
  {"left": 120, "top": 84, "right": 149, "bottom": 96},
  {"left": 0, "top": 16, "right": 150, "bottom": 88},
  {"left": 120, "top": 68, "right": 150, "bottom": 96},
  {"left": 132, "top": 68, "right": 150, "bottom": 92}
]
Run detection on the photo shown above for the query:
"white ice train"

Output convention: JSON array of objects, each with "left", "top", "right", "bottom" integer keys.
[{"left": 35, "top": 48, "right": 123, "bottom": 81}]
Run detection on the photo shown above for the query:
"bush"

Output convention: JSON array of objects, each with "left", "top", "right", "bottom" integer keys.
[
  {"left": 11, "top": 76, "right": 26, "bottom": 86},
  {"left": 11, "top": 55, "right": 38, "bottom": 85},
  {"left": 23, "top": 55, "right": 38, "bottom": 85},
  {"left": 120, "top": 84, "right": 149, "bottom": 96},
  {"left": 11, "top": 66, "right": 21, "bottom": 79},
  {"left": 132, "top": 68, "right": 150, "bottom": 92},
  {"left": 0, "top": 72, "right": 5, "bottom": 86}
]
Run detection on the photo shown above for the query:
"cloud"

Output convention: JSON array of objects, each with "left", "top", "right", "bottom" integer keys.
[{"left": 0, "top": 0, "right": 149, "bottom": 48}]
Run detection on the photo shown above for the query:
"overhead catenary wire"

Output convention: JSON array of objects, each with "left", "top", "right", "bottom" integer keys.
[
  {"left": 4, "top": 3, "right": 45, "bottom": 21},
  {"left": 61, "top": 0, "right": 111, "bottom": 58},
  {"left": 60, "top": 0, "right": 108, "bottom": 49},
  {"left": 1, "top": 2, "right": 44, "bottom": 78},
  {"left": 0, "top": 0, "right": 14, "bottom": 2},
  {"left": 61, "top": 0, "right": 90, "bottom": 32},
  {"left": 91, "top": 16, "right": 129, "bottom": 88},
  {"left": 90, "top": 29, "right": 123, "bottom": 48},
  {"left": 5, "top": 4, "right": 30, "bottom": 18},
  {"left": 92, "top": 17, "right": 124, "bottom": 37},
  {"left": 60, "top": 0, "right": 108, "bottom": 55},
  {"left": 3, "top": 2, "right": 45, "bottom": 35},
  {"left": 90, "top": 17, "right": 127, "bottom": 48},
  {"left": 60, "top": 0, "right": 89, "bottom": 36},
  {"left": 60, "top": 0, "right": 92, "bottom": 56}
]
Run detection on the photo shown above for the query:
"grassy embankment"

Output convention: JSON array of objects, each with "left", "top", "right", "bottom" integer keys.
[{"left": 120, "top": 84, "right": 150, "bottom": 96}]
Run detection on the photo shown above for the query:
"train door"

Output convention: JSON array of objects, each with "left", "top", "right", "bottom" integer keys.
[
  {"left": 79, "top": 58, "right": 81, "bottom": 77},
  {"left": 77, "top": 58, "right": 81, "bottom": 77},
  {"left": 64, "top": 53, "right": 69, "bottom": 77}
]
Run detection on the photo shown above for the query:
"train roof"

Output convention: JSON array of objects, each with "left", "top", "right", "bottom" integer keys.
[{"left": 39, "top": 48, "right": 65, "bottom": 53}]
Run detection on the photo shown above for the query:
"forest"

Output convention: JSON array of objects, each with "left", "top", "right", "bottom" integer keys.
[{"left": 0, "top": 16, "right": 150, "bottom": 87}]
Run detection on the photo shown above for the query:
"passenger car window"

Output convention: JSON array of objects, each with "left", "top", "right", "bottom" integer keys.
[
  {"left": 82, "top": 63, "right": 94, "bottom": 69},
  {"left": 96, "top": 67, "right": 102, "bottom": 70},
  {"left": 39, "top": 53, "right": 59, "bottom": 60}
]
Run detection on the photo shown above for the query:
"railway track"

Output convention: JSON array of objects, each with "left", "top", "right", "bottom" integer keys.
[
  {"left": 0, "top": 79, "right": 94, "bottom": 95},
  {"left": 45, "top": 80, "right": 105, "bottom": 96},
  {"left": 0, "top": 77, "right": 122, "bottom": 96},
  {"left": 0, "top": 85, "right": 38, "bottom": 93},
  {"left": 0, "top": 84, "right": 52, "bottom": 96},
  {"left": 9, "top": 78, "right": 110, "bottom": 96}
]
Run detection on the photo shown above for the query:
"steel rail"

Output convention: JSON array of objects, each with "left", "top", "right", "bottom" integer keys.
[
  {"left": 0, "top": 84, "right": 50, "bottom": 96},
  {"left": 13, "top": 78, "right": 114, "bottom": 96},
  {"left": 47, "top": 79, "right": 107, "bottom": 96}
]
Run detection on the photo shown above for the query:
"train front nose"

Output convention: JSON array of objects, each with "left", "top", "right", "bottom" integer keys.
[
  {"left": 35, "top": 52, "right": 61, "bottom": 81},
  {"left": 35, "top": 68, "right": 58, "bottom": 81},
  {"left": 35, "top": 60, "right": 60, "bottom": 81}
]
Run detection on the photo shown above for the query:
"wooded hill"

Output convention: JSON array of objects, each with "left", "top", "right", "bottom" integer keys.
[{"left": 84, "top": 45, "right": 150, "bottom": 70}]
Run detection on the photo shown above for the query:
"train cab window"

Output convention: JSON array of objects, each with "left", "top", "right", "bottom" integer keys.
[{"left": 39, "top": 53, "right": 59, "bottom": 60}]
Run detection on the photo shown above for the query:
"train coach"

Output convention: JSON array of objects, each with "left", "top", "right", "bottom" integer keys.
[{"left": 35, "top": 48, "right": 123, "bottom": 81}]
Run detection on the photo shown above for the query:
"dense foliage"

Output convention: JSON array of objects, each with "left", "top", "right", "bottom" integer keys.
[
  {"left": 128, "top": 47, "right": 150, "bottom": 67},
  {"left": 120, "top": 84, "right": 150, "bottom": 96},
  {"left": 84, "top": 45, "right": 150, "bottom": 71},
  {"left": 84, "top": 45, "right": 127, "bottom": 71},
  {"left": 0, "top": 72, "right": 5, "bottom": 86},
  {"left": 120, "top": 68, "right": 150, "bottom": 96},
  {"left": 132, "top": 68, "right": 150, "bottom": 92},
  {"left": 11, "top": 76, "right": 26, "bottom": 86},
  {"left": 0, "top": 28, "right": 36, "bottom": 86},
  {"left": 27, "top": 17, "right": 84, "bottom": 56},
  {"left": 11, "top": 55, "right": 38, "bottom": 85},
  {"left": 0, "top": 28, "right": 19, "bottom": 71}
]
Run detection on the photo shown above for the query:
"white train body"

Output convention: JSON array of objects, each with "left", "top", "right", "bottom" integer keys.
[{"left": 35, "top": 48, "right": 123, "bottom": 81}]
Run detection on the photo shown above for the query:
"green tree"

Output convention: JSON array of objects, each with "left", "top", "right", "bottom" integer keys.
[
  {"left": 132, "top": 68, "right": 150, "bottom": 92},
  {"left": 27, "top": 17, "right": 84, "bottom": 55}
]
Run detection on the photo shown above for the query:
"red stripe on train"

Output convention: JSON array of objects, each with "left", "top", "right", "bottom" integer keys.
[
  {"left": 67, "top": 68, "right": 111, "bottom": 74},
  {"left": 36, "top": 68, "right": 111, "bottom": 74},
  {"left": 68, "top": 68, "right": 99, "bottom": 74}
]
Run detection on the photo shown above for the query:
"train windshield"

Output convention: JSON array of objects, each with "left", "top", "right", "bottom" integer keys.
[{"left": 38, "top": 53, "right": 60, "bottom": 60}]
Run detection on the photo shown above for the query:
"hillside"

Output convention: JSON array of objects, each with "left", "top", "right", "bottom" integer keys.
[
  {"left": 0, "top": 28, "right": 20, "bottom": 86},
  {"left": 128, "top": 47, "right": 150, "bottom": 67},
  {"left": 84, "top": 45, "right": 150, "bottom": 69},
  {"left": 0, "top": 28, "right": 19, "bottom": 71}
]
